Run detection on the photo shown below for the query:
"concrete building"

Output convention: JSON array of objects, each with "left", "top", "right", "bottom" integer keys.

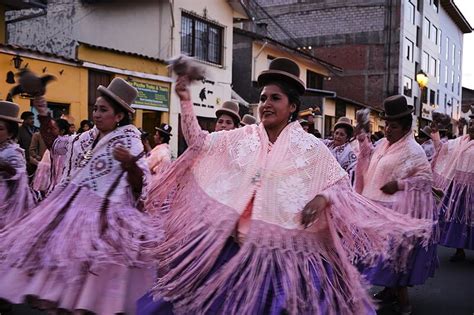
[
  {"left": 248, "top": 0, "right": 472, "bottom": 131},
  {"left": 6, "top": 0, "right": 248, "bottom": 156}
]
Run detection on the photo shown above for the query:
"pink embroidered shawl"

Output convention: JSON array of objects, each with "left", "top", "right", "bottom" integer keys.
[
  {"left": 144, "top": 100, "right": 432, "bottom": 315},
  {"left": 0, "top": 141, "right": 36, "bottom": 228},
  {"left": 146, "top": 143, "right": 171, "bottom": 176}
]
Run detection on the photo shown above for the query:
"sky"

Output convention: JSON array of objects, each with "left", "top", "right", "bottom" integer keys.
[{"left": 455, "top": 0, "right": 474, "bottom": 90}]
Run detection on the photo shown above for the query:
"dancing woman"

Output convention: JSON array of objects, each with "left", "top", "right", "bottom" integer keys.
[
  {"left": 0, "top": 78, "right": 160, "bottom": 314},
  {"left": 138, "top": 58, "right": 431, "bottom": 315},
  {"left": 0, "top": 101, "right": 36, "bottom": 229}
]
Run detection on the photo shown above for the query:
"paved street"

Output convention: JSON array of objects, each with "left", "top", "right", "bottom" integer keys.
[{"left": 7, "top": 247, "right": 473, "bottom": 315}]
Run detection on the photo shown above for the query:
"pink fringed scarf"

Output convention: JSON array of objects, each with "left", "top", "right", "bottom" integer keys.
[
  {"left": 144, "top": 101, "right": 433, "bottom": 315},
  {"left": 0, "top": 140, "right": 36, "bottom": 228}
]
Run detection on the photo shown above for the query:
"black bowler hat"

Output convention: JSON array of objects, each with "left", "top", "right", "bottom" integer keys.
[
  {"left": 155, "top": 123, "right": 172, "bottom": 136},
  {"left": 380, "top": 95, "right": 414, "bottom": 120},
  {"left": 257, "top": 58, "right": 306, "bottom": 95}
]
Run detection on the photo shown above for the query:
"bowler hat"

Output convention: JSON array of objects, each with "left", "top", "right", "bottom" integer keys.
[
  {"left": 420, "top": 126, "right": 432, "bottom": 139},
  {"left": 240, "top": 114, "right": 257, "bottom": 126},
  {"left": 0, "top": 101, "right": 22, "bottom": 123},
  {"left": 216, "top": 101, "right": 241, "bottom": 122},
  {"left": 257, "top": 58, "right": 306, "bottom": 95},
  {"left": 155, "top": 123, "right": 173, "bottom": 136},
  {"left": 334, "top": 116, "right": 353, "bottom": 132},
  {"left": 98, "top": 78, "right": 137, "bottom": 114},
  {"left": 380, "top": 95, "right": 414, "bottom": 120}
]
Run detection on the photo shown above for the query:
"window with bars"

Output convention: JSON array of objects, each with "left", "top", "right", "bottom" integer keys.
[
  {"left": 181, "top": 13, "right": 223, "bottom": 65},
  {"left": 306, "top": 70, "right": 324, "bottom": 89}
]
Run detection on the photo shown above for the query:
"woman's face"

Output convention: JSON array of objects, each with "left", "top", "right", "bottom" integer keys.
[
  {"left": 0, "top": 120, "right": 12, "bottom": 144},
  {"left": 333, "top": 127, "right": 349, "bottom": 146},
  {"left": 82, "top": 123, "right": 90, "bottom": 131},
  {"left": 468, "top": 119, "right": 474, "bottom": 140},
  {"left": 92, "top": 96, "right": 124, "bottom": 133},
  {"left": 258, "top": 84, "right": 296, "bottom": 130},
  {"left": 385, "top": 120, "right": 409, "bottom": 145},
  {"left": 154, "top": 131, "right": 163, "bottom": 145},
  {"left": 215, "top": 114, "right": 236, "bottom": 132}
]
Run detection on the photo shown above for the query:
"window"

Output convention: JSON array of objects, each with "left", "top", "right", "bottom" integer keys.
[
  {"left": 430, "top": 89, "right": 436, "bottom": 106},
  {"left": 444, "top": 65, "right": 448, "bottom": 87},
  {"left": 438, "top": 30, "right": 442, "bottom": 53},
  {"left": 457, "top": 75, "right": 461, "bottom": 95},
  {"left": 431, "top": 24, "right": 438, "bottom": 44},
  {"left": 405, "top": 38, "right": 414, "bottom": 61},
  {"left": 451, "top": 70, "right": 455, "bottom": 92},
  {"left": 430, "top": 57, "right": 436, "bottom": 77},
  {"left": 403, "top": 76, "right": 413, "bottom": 97},
  {"left": 433, "top": 0, "right": 439, "bottom": 12},
  {"left": 406, "top": 0, "right": 416, "bottom": 24},
  {"left": 444, "top": 93, "right": 447, "bottom": 109},
  {"left": 424, "top": 18, "right": 431, "bottom": 39},
  {"left": 445, "top": 37, "right": 449, "bottom": 59},
  {"left": 436, "top": 59, "right": 440, "bottom": 83},
  {"left": 306, "top": 70, "right": 324, "bottom": 90},
  {"left": 457, "top": 50, "right": 461, "bottom": 70},
  {"left": 422, "top": 51, "right": 429, "bottom": 72},
  {"left": 181, "top": 13, "right": 223, "bottom": 65},
  {"left": 421, "top": 88, "right": 428, "bottom": 104},
  {"left": 452, "top": 43, "right": 456, "bottom": 65},
  {"left": 417, "top": 0, "right": 421, "bottom": 11},
  {"left": 416, "top": 26, "right": 421, "bottom": 47}
]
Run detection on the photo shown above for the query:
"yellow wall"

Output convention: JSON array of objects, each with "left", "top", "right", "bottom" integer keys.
[
  {"left": 0, "top": 52, "right": 88, "bottom": 125},
  {"left": 77, "top": 45, "right": 168, "bottom": 76},
  {"left": 0, "top": 5, "right": 5, "bottom": 44}
]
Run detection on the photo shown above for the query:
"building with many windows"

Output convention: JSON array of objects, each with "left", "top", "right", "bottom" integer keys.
[{"left": 248, "top": 0, "right": 472, "bottom": 132}]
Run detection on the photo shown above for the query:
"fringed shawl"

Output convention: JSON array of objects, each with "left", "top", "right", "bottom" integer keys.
[
  {"left": 323, "top": 139, "right": 357, "bottom": 184},
  {"left": 0, "top": 141, "right": 36, "bottom": 228},
  {"left": 145, "top": 101, "right": 432, "bottom": 315},
  {"left": 147, "top": 143, "right": 171, "bottom": 176},
  {"left": 432, "top": 134, "right": 474, "bottom": 190}
]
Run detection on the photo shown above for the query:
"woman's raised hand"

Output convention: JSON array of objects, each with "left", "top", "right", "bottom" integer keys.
[
  {"left": 175, "top": 76, "right": 191, "bottom": 101},
  {"left": 32, "top": 96, "right": 48, "bottom": 116}
]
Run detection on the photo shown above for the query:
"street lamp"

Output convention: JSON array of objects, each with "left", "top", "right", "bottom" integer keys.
[{"left": 416, "top": 70, "right": 428, "bottom": 89}]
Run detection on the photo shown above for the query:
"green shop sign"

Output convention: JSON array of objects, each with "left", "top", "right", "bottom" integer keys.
[{"left": 129, "top": 80, "right": 170, "bottom": 111}]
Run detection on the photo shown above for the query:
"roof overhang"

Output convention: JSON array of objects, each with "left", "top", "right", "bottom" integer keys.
[
  {"left": 440, "top": 0, "right": 473, "bottom": 33},
  {"left": 228, "top": 0, "right": 250, "bottom": 20},
  {"left": 0, "top": 0, "right": 46, "bottom": 9}
]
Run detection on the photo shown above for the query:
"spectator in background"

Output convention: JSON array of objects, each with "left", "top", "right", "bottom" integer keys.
[
  {"left": 215, "top": 101, "right": 240, "bottom": 132},
  {"left": 78, "top": 119, "right": 93, "bottom": 134},
  {"left": 17, "top": 111, "right": 39, "bottom": 176},
  {"left": 28, "top": 132, "right": 47, "bottom": 169}
]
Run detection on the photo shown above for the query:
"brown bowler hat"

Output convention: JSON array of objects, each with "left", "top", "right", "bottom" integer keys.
[
  {"left": 380, "top": 95, "right": 414, "bottom": 120},
  {"left": 334, "top": 116, "right": 353, "bottom": 132},
  {"left": 155, "top": 123, "right": 173, "bottom": 136},
  {"left": 257, "top": 58, "right": 306, "bottom": 95},
  {"left": 216, "top": 101, "right": 241, "bottom": 122},
  {"left": 97, "top": 78, "right": 137, "bottom": 114},
  {"left": 240, "top": 114, "right": 257, "bottom": 126},
  {"left": 420, "top": 126, "right": 432, "bottom": 138},
  {"left": 0, "top": 101, "right": 23, "bottom": 123}
]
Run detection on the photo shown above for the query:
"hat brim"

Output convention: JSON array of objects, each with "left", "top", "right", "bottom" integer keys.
[
  {"left": 379, "top": 107, "right": 414, "bottom": 120},
  {"left": 257, "top": 70, "right": 306, "bottom": 95},
  {"left": 155, "top": 127, "right": 172, "bottom": 136},
  {"left": 98, "top": 85, "right": 136, "bottom": 114},
  {"left": 334, "top": 122, "right": 354, "bottom": 132},
  {"left": 215, "top": 108, "right": 241, "bottom": 122},
  {"left": 0, "top": 115, "right": 22, "bottom": 123}
]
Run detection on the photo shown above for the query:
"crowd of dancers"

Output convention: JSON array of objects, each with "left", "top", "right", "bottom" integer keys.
[{"left": 0, "top": 56, "right": 472, "bottom": 315}]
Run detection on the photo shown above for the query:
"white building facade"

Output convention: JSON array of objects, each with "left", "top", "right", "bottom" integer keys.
[{"left": 400, "top": 0, "right": 471, "bottom": 127}]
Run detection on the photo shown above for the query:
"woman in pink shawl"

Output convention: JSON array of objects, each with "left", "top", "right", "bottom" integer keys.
[
  {"left": 147, "top": 123, "right": 172, "bottom": 176},
  {"left": 0, "top": 101, "right": 36, "bottom": 229},
  {"left": 355, "top": 95, "right": 438, "bottom": 315},
  {"left": 137, "top": 58, "right": 431, "bottom": 315},
  {"left": 431, "top": 112, "right": 474, "bottom": 261},
  {"left": 0, "top": 78, "right": 160, "bottom": 314}
]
